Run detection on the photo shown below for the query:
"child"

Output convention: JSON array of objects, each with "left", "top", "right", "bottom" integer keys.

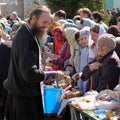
[
  {"left": 63, "top": 60, "right": 76, "bottom": 87},
  {"left": 64, "top": 59, "right": 76, "bottom": 76},
  {"left": 74, "top": 26, "right": 91, "bottom": 93}
]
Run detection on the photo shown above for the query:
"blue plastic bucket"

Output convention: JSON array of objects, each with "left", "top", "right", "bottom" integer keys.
[{"left": 43, "top": 87, "right": 63, "bottom": 114}]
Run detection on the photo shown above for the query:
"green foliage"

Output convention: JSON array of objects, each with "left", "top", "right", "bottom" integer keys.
[
  {"left": 102, "top": 10, "right": 111, "bottom": 26},
  {"left": 34, "top": 0, "right": 40, "bottom": 7},
  {"left": 45, "top": 0, "right": 105, "bottom": 18}
]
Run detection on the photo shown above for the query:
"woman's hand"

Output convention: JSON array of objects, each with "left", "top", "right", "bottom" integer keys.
[
  {"left": 43, "top": 45, "right": 50, "bottom": 52},
  {"left": 47, "top": 42, "right": 54, "bottom": 48},
  {"left": 45, "top": 66, "right": 53, "bottom": 71},
  {"left": 72, "top": 72, "right": 82, "bottom": 80},
  {"left": 89, "top": 62, "right": 102, "bottom": 71},
  {"left": 45, "top": 57, "right": 53, "bottom": 67}
]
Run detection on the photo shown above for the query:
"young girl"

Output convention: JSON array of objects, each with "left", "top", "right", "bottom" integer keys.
[{"left": 74, "top": 26, "right": 91, "bottom": 93}]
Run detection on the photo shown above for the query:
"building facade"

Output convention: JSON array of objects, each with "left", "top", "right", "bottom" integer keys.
[
  {"left": 0, "top": 0, "right": 46, "bottom": 19},
  {"left": 0, "top": 0, "right": 17, "bottom": 17},
  {"left": 17, "top": 0, "right": 47, "bottom": 20},
  {"left": 106, "top": 0, "right": 120, "bottom": 10}
]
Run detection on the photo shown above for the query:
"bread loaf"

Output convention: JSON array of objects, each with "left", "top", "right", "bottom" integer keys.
[
  {"left": 63, "top": 90, "right": 83, "bottom": 99},
  {"left": 115, "top": 104, "right": 120, "bottom": 115}
]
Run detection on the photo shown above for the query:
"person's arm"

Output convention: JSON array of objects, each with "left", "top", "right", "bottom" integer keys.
[
  {"left": 81, "top": 61, "right": 102, "bottom": 80},
  {"left": 80, "top": 65, "right": 92, "bottom": 81},
  {"left": 51, "top": 43, "right": 70, "bottom": 65},
  {"left": 46, "top": 52, "right": 60, "bottom": 59},
  {"left": 44, "top": 70, "right": 67, "bottom": 81},
  {"left": 19, "top": 46, "right": 66, "bottom": 82},
  {"left": 96, "top": 58, "right": 119, "bottom": 92}
]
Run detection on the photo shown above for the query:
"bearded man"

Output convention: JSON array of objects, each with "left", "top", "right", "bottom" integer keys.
[{"left": 4, "top": 5, "right": 66, "bottom": 120}]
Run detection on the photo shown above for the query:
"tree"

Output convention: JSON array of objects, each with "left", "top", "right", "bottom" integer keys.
[
  {"left": 17, "top": 0, "right": 24, "bottom": 19},
  {"left": 34, "top": 0, "right": 40, "bottom": 6},
  {"left": 45, "top": 0, "right": 105, "bottom": 18}
]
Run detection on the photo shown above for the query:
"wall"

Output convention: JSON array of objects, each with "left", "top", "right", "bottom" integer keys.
[
  {"left": 24, "top": 0, "right": 47, "bottom": 19},
  {"left": 106, "top": 0, "right": 120, "bottom": 10},
  {"left": 0, "top": 0, "right": 47, "bottom": 19},
  {"left": 114, "top": 0, "right": 120, "bottom": 9},
  {"left": 106, "top": 0, "right": 113, "bottom": 10}
]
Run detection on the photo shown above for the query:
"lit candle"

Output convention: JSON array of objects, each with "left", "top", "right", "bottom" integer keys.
[
  {"left": 106, "top": 84, "right": 108, "bottom": 95},
  {"left": 90, "top": 76, "right": 92, "bottom": 91}
]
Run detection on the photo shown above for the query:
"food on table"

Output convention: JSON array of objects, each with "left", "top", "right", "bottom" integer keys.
[
  {"left": 96, "top": 89, "right": 118, "bottom": 102},
  {"left": 96, "top": 89, "right": 120, "bottom": 110},
  {"left": 82, "top": 98, "right": 90, "bottom": 102},
  {"left": 85, "top": 90, "right": 98, "bottom": 96},
  {"left": 64, "top": 76, "right": 71, "bottom": 81},
  {"left": 64, "top": 85, "right": 72, "bottom": 91},
  {"left": 98, "top": 94, "right": 112, "bottom": 101},
  {"left": 62, "top": 90, "right": 83, "bottom": 99},
  {"left": 105, "top": 110, "right": 114, "bottom": 119},
  {"left": 72, "top": 95, "right": 97, "bottom": 110},
  {"left": 58, "top": 78, "right": 71, "bottom": 89},
  {"left": 58, "top": 76, "right": 71, "bottom": 89},
  {"left": 114, "top": 104, "right": 120, "bottom": 115}
]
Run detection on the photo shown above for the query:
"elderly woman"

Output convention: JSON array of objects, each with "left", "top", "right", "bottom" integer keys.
[{"left": 79, "top": 33, "right": 120, "bottom": 92}]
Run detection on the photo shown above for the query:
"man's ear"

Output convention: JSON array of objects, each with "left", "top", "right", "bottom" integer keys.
[{"left": 32, "top": 15, "right": 37, "bottom": 22}]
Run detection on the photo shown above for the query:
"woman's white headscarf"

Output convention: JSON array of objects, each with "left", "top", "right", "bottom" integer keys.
[{"left": 89, "top": 24, "right": 106, "bottom": 62}]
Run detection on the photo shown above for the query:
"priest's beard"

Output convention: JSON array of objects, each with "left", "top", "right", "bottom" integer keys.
[{"left": 32, "top": 23, "right": 47, "bottom": 44}]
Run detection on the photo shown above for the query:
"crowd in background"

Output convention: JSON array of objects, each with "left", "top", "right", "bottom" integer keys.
[{"left": 0, "top": 6, "right": 120, "bottom": 120}]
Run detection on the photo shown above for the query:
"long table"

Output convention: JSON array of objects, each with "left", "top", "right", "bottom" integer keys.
[{"left": 68, "top": 103, "right": 101, "bottom": 120}]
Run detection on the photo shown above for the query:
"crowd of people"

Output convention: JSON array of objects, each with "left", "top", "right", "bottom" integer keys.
[{"left": 0, "top": 5, "right": 120, "bottom": 120}]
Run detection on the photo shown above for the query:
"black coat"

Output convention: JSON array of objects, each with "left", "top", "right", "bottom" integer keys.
[
  {"left": 81, "top": 51, "right": 120, "bottom": 92},
  {"left": 4, "top": 24, "right": 45, "bottom": 97},
  {"left": 0, "top": 41, "right": 12, "bottom": 97}
]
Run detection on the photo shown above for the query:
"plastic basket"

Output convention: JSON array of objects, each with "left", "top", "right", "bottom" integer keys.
[{"left": 43, "top": 87, "right": 63, "bottom": 114}]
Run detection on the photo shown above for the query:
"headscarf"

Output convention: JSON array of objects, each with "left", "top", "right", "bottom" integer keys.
[
  {"left": 64, "top": 27, "right": 79, "bottom": 65},
  {"left": 53, "top": 27, "right": 65, "bottom": 54},
  {"left": 89, "top": 24, "right": 106, "bottom": 62},
  {"left": 98, "top": 33, "right": 116, "bottom": 51},
  {"left": 79, "top": 26, "right": 90, "bottom": 36},
  {"left": 48, "top": 21, "right": 61, "bottom": 35},
  {"left": 82, "top": 18, "right": 95, "bottom": 28},
  {"left": 98, "top": 24, "right": 106, "bottom": 38}
]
